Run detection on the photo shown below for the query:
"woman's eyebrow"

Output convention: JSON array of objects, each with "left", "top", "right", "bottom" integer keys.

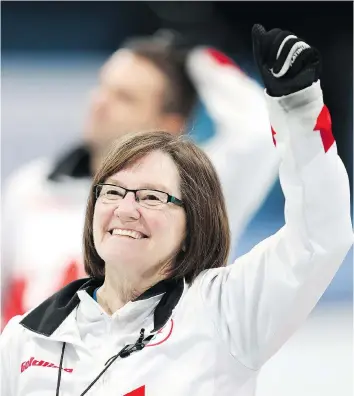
[
  {"left": 139, "top": 183, "right": 171, "bottom": 192},
  {"left": 105, "top": 178, "right": 171, "bottom": 192}
]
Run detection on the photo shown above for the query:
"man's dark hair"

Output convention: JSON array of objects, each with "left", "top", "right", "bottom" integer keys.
[{"left": 121, "top": 31, "right": 198, "bottom": 120}]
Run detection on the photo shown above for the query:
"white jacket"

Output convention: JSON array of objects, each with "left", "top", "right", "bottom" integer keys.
[
  {"left": 1, "top": 48, "right": 279, "bottom": 323},
  {"left": 1, "top": 82, "right": 353, "bottom": 396}
]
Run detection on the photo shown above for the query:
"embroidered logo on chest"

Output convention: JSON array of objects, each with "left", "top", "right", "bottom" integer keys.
[{"left": 20, "top": 356, "right": 74, "bottom": 374}]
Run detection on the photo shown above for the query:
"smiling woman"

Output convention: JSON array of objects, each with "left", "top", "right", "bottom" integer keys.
[
  {"left": 91, "top": 151, "right": 188, "bottom": 288},
  {"left": 84, "top": 130, "right": 230, "bottom": 289},
  {"left": 1, "top": 24, "right": 353, "bottom": 396}
]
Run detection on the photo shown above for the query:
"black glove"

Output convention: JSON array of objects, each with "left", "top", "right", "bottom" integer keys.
[{"left": 252, "top": 24, "right": 321, "bottom": 97}]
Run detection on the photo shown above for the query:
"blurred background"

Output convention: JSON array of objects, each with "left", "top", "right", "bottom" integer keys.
[{"left": 2, "top": 1, "right": 353, "bottom": 395}]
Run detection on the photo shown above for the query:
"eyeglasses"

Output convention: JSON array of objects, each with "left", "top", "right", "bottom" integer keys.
[{"left": 94, "top": 183, "right": 184, "bottom": 208}]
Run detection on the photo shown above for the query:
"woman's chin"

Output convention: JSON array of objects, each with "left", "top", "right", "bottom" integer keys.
[
  {"left": 102, "top": 234, "right": 149, "bottom": 253},
  {"left": 103, "top": 249, "right": 148, "bottom": 268}
]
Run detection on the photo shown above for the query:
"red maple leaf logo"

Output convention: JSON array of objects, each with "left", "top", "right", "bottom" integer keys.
[{"left": 314, "top": 105, "right": 334, "bottom": 153}]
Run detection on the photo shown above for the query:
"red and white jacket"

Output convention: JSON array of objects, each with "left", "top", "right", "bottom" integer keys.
[{"left": 1, "top": 82, "right": 352, "bottom": 395}]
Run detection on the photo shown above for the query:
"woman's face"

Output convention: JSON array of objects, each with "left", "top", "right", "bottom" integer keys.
[{"left": 93, "top": 150, "right": 187, "bottom": 279}]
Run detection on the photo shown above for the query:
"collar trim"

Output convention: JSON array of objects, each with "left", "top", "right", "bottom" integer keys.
[
  {"left": 20, "top": 277, "right": 184, "bottom": 336},
  {"left": 48, "top": 144, "right": 92, "bottom": 181}
]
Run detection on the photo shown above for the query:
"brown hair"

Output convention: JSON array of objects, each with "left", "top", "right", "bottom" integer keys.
[
  {"left": 83, "top": 131, "right": 230, "bottom": 283},
  {"left": 121, "top": 35, "right": 197, "bottom": 120}
]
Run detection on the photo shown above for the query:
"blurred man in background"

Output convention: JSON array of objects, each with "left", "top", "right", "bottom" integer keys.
[{"left": 2, "top": 32, "right": 278, "bottom": 327}]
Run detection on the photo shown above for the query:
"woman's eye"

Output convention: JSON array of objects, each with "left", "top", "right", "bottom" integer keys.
[
  {"left": 105, "top": 189, "right": 124, "bottom": 198},
  {"left": 144, "top": 194, "right": 160, "bottom": 201}
]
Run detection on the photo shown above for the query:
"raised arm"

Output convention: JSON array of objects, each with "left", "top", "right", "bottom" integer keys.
[
  {"left": 198, "top": 25, "right": 353, "bottom": 370},
  {"left": 186, "top": 47, "right": 279, "bottom": 255}
]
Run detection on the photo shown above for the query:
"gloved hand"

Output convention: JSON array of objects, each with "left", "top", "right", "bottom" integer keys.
[{"left": 252, "top": 24, "right": 321, "bottom": 97}]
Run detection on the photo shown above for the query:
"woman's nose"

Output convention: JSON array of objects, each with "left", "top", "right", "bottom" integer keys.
[{"left": 113, "top": 192, "right": 140, "bottom": 221}]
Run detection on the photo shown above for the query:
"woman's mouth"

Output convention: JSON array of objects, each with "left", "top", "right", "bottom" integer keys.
[{"left": 108, "top": 228, "right": 148, "bottom": 239}]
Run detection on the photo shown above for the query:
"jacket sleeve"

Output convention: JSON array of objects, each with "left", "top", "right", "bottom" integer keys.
[
  {"left": 1, "top": 169, "right": 24, "bottom": 323},
  {"left": 186, "top": 48, "right": 279, "bottom": 256},
  {"left": 1, "top": 159, "right": 52, "bottom": 327},
  {"left": 198, "top": 81, "right": 353, "bottom": 370}
]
